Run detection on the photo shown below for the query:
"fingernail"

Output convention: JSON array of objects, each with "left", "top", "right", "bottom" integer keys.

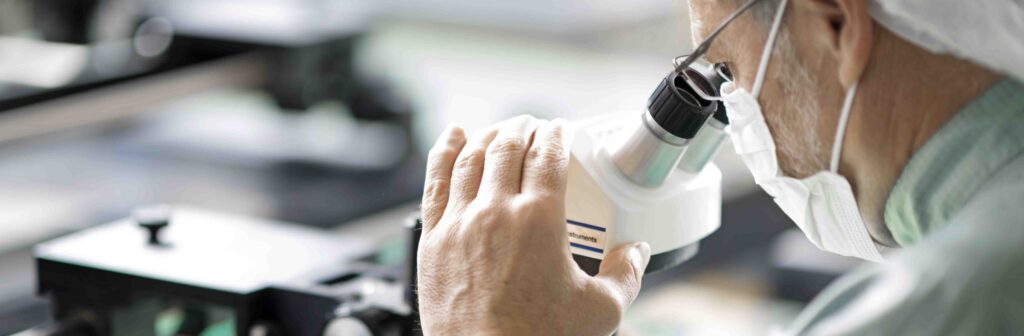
[{"left": 636, "top": 242, "right": 651, "bottom": 271}]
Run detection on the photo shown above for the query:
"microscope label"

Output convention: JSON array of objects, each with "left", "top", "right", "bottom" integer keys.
[{"left": 567, "top": 219, "right": 606, "bottom": 254}]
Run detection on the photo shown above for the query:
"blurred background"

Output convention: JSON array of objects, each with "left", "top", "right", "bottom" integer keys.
[{"left": 0, "top": 0, "right": 864, "bottom": 334}]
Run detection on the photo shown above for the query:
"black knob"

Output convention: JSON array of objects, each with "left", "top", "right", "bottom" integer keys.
[
  {"left": 646, "top": 70, "right": 718, "bottom": 139},
  {"left": 134, "top": 205, "right": 172, "bottom": 246}
]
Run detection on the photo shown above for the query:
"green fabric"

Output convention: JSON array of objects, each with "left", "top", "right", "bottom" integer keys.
[
  {"left": 789, "top": 154, "right": 1024, "bottom": 335},
  {"left": 884, "top": 78, "right": 1024, "bottom": 246},
  {"left": 784, "top": 78, "right": 1024, "bottom": 335}
]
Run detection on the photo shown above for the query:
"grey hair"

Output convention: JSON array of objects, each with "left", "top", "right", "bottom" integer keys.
[
  {"left": 723, "top": 0, "right": 829, "bottom": 176},
  {"left": 769, "top": 30, "right": 829, "bottom": 176},
  {"left": 726, "top": 0, "right": 784, "bottom": 26}
]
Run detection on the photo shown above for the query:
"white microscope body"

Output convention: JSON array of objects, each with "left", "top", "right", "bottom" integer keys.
[
  {"left": 564, "top": 113, "right": 722, "bottom": 274},
  {"left": 561, "top": 61, "right": 732, "bottom": 274}
]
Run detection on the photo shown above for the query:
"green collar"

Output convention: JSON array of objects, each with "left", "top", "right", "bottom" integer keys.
[{"left": 884, "top": 78, "right": 1024, "bottom": 246}]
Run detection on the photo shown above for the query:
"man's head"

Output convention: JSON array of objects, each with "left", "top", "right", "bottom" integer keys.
[
  {"left": 688, "top": 0, "right": 873, "bottom": 178},
  {"left": 687, "top": 0, "right": 1001, "bottom": 247}
]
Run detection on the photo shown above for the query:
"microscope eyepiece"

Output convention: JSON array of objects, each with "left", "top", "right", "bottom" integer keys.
[{"left": 646, "top": 71, "right": 718, "bottom": 140}]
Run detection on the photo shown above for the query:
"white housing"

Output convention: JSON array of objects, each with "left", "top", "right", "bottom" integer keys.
[{"left": 565, "top": 113, "right": 721, "bottom": 264}]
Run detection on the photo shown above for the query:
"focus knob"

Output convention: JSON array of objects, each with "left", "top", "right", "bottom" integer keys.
[{"left": 134, "top": 205, "right": 173, "bottom": 246}]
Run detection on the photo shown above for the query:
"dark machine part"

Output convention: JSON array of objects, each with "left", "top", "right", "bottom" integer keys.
[
  {"left": 1, "top": 0, "right": 186, "bottom": 110},
  {"left": 31, "top": 0, "right": 103, "bottom": 44},
  {"left": 646, "top": 68, "right": 719, "bottom": 140},
  {"left": 572, "top": 64, "right": 724, "bottom": 275},
  {"left": 141, "top": 1, "right": 404, "bottom": 117},
  {"left": 401, "top": 216, "right": 421, "bottom": 333},
  {"left": 260, "top": 35, "right": 360, "bottom": 112},
  {"left": 706, "top": 63, "right": 731, "bottom": 125},
  {"left": 8, "top": 0, "right": 410, "bottom": 124},
  {"left": 675, "top": 64, "right": 731, "bottom": 174},
  {"left": 257, "top": 36, "right": 412, "bottom": 122},
  {"left": 133, "top": 205, "right": 172, "bottom": 246},
  {"left": 22, "top": 317, "right": 100, "bottom": 336},
  {"left": 32, "top": 206, "right": 421, "bottom": 336}
]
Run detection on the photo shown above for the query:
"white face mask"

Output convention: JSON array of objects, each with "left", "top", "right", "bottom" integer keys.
[{"left": 722, "top": 0, "right": 886, "bottom": 262}]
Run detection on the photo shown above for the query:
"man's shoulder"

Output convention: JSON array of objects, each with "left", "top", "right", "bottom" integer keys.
[
  {"left": 786, "top": 154, "right": 1024, "bottom": 335},
  {"left": 923, "top": 151, "right": 1024, "bottom": 272}
]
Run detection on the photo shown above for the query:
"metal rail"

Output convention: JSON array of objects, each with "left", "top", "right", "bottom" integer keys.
[{"left": 0, "top": 52, "right": 269, "bottom": 144}]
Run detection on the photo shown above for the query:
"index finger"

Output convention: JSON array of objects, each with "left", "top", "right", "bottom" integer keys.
[{"left": 421, "top": 125, "right": 467, "bottom": 232}]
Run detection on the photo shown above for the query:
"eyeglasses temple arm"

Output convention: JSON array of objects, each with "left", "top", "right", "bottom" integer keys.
[{"left": 674, "top": 0, "right": 765, "bottom": 73}]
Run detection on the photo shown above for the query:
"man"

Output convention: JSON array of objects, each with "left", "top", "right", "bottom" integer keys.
[{"left": 416, "top": 0, "right": 1024, "bottom": 334}]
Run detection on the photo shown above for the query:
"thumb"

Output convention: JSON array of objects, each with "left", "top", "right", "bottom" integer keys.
[{"left": 595, "top": 242, "right": 651, "bottom": 309}]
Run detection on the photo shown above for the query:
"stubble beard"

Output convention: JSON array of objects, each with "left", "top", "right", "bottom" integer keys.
[{"left": 765, "top": 31, "right": 829, "bottom": 178}]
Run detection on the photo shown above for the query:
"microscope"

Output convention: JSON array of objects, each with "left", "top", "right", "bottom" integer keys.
[
  {"left": 566, "top": 64, "right": 730, "bottom": 275},
  {"left": 25, "top": 63, "right": 730, "bottom": 336}
]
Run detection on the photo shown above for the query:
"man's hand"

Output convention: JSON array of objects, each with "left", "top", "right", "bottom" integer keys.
[{"left": 417, "top": 116, "right": 651, "bottom": 336}]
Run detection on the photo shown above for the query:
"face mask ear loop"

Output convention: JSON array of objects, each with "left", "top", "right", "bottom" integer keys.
[
  {"left": 830, "top": 81, "right": 859, "bottom": 173},
  {"left": 751, "top": 0, "right": 790, "bottom": 98}
]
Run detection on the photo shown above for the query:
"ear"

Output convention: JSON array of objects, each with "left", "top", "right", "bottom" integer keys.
[{"left": 801, "top": 0, "right": 874, "bottom": 87}]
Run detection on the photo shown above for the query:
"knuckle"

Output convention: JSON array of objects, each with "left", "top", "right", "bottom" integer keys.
[
  {"left": 525, "top": 167, "right": 567, "bottom": 196},
  {"left": 427, "top": 145, "right": 459, "bottom": 163},
  {"left": 526, "top": 143, "right": 566, "bottom": 165},
  {"left": 426, "top": 155, "right": 456, "bottom": 175},
  {"left": 454, "top": 147, "right": 486, "bottom": 171},
  {"left": 487, "top": 137, "right": 528, "bottom": 157},
  {"left": 422, "top": 179, "right": 450, "bottom": 199}
]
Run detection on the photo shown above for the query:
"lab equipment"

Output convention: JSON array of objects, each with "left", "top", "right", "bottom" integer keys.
[
  {"left": 564, "top": 61, "right": 726, "bottom": 275},
  {"left": 677, "top": 64, "right": 731, "bottom": 174},
  {"left": 677, "top": 109, "right": 728, "bottom": 174},
  {"left": 27, "top": 206, "right": 419, "bottom": 336}
]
